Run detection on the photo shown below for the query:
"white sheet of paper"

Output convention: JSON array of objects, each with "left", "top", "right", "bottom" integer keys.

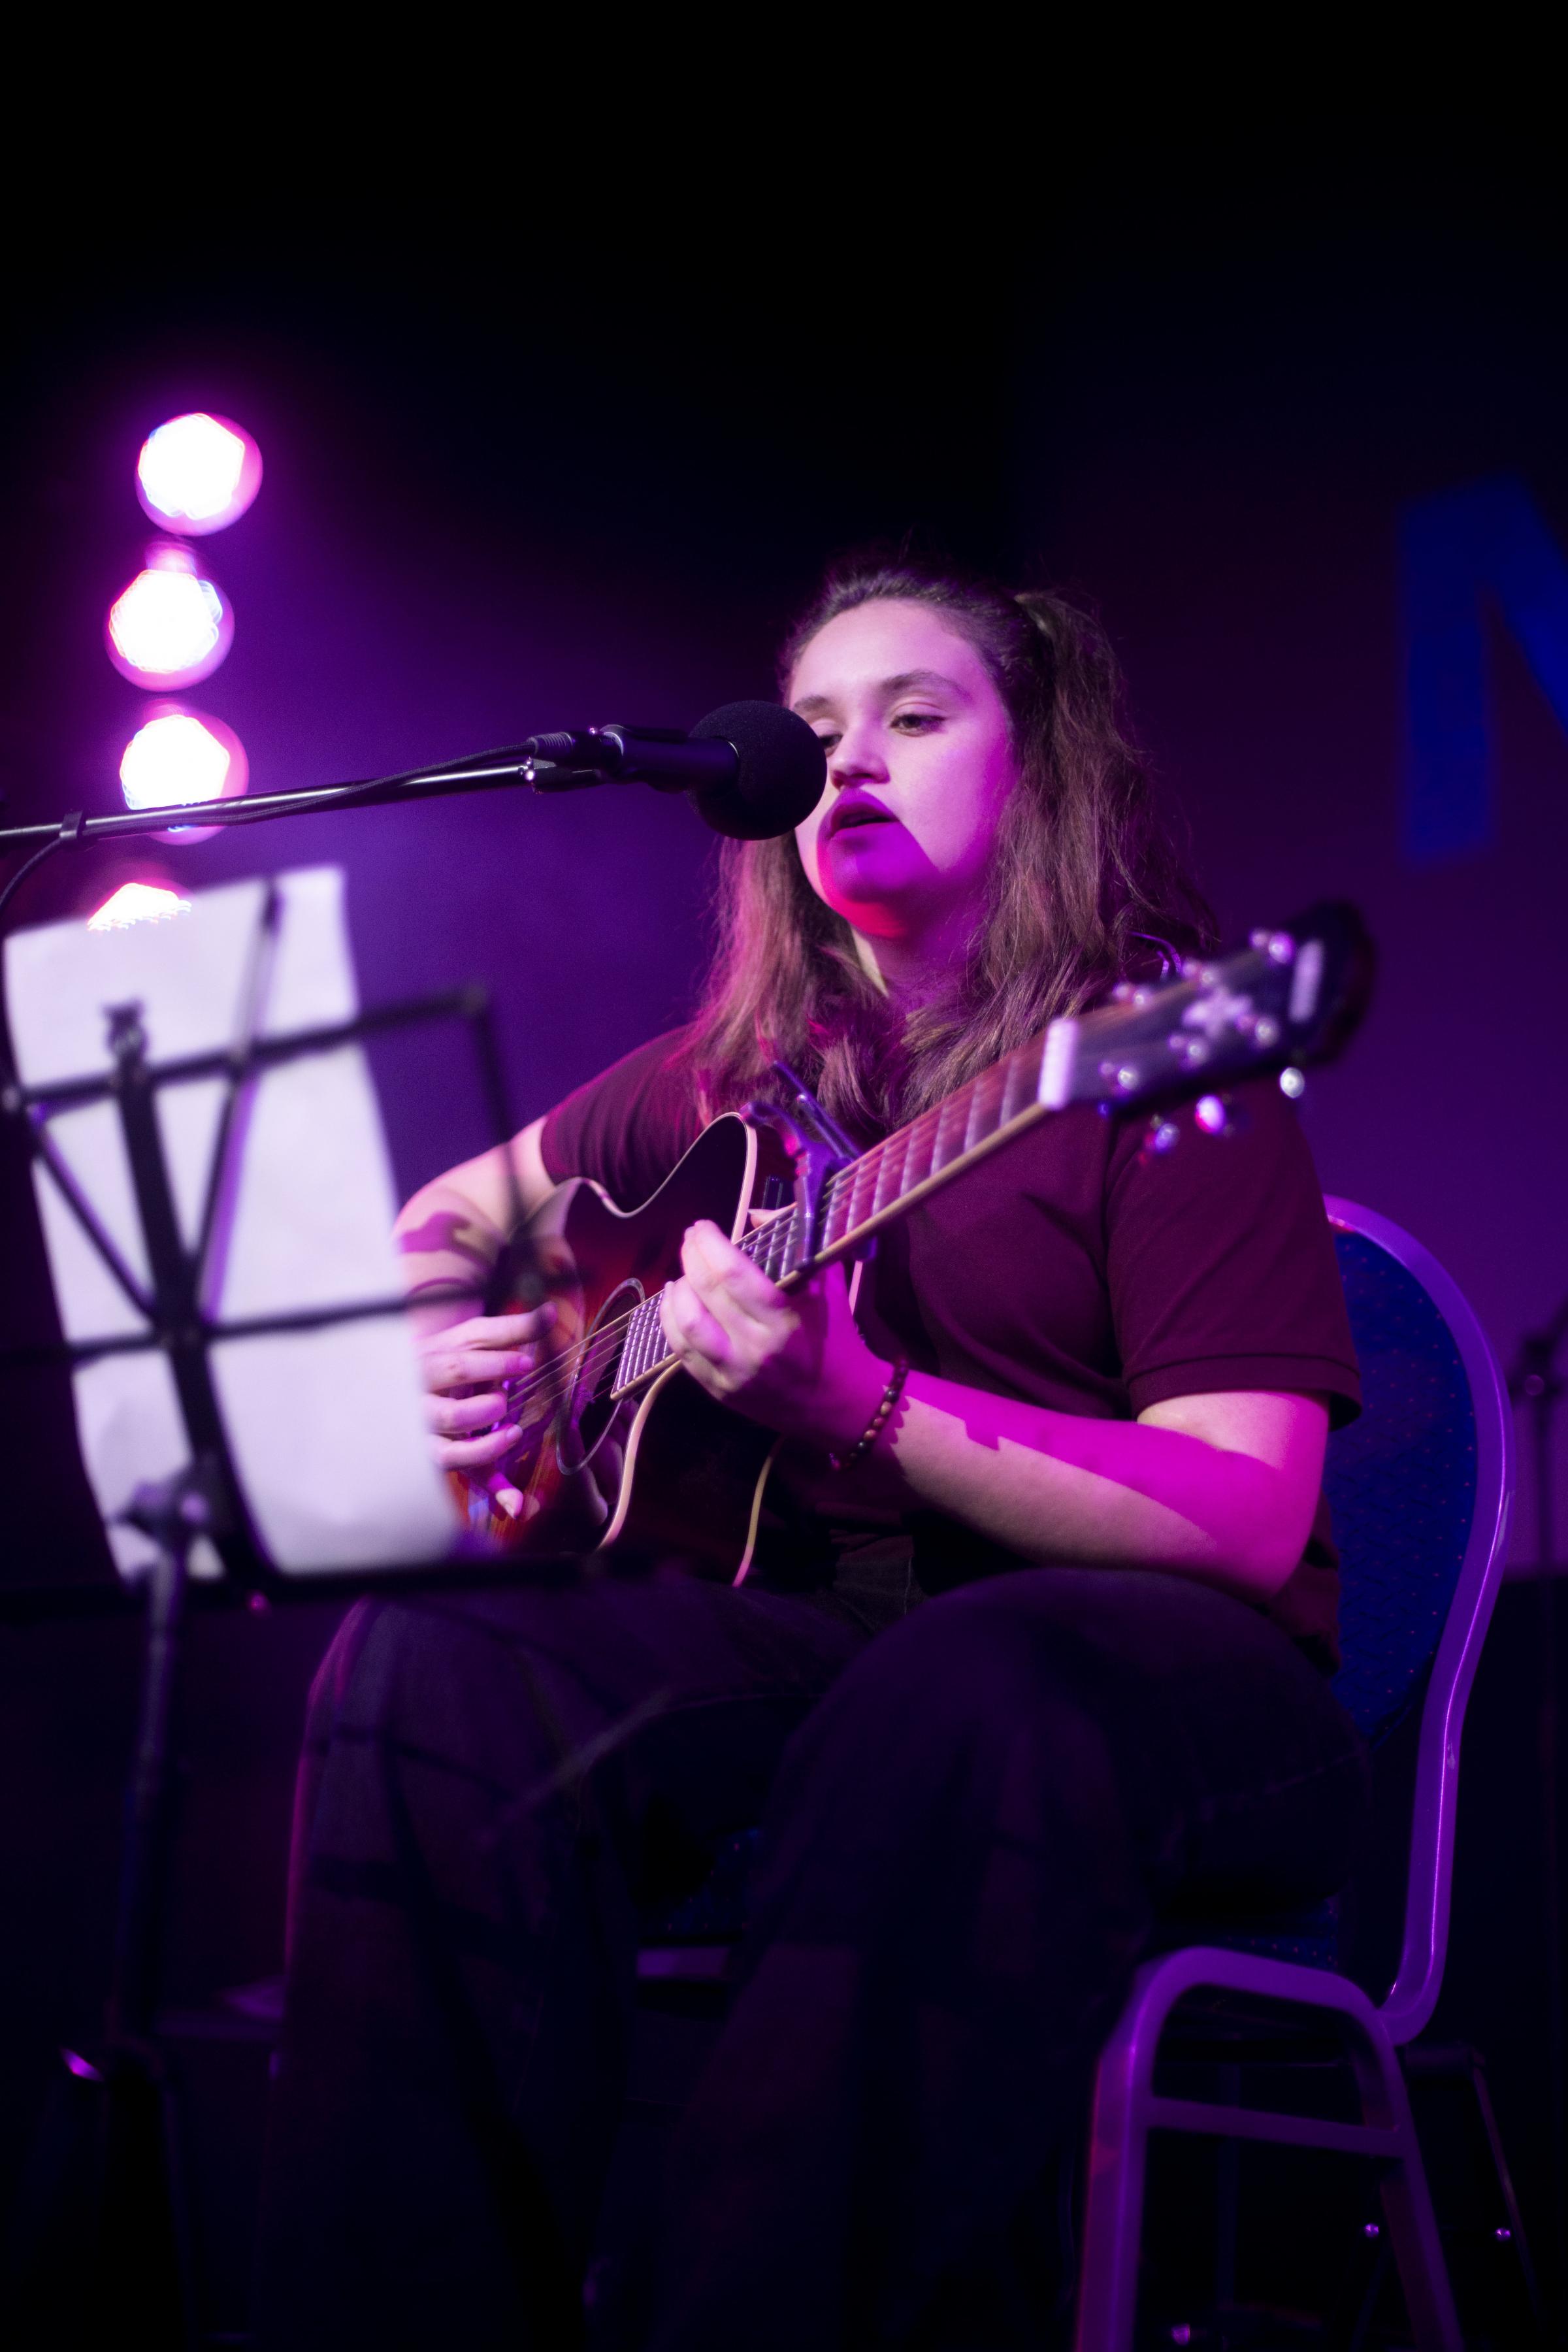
[{"left": 7, "top": 866, "right": 457, "bottom": 1578}]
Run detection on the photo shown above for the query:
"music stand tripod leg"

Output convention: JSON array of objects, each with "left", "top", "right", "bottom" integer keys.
[{"left": 89, "top": 1467, "right": 210, "bottom": 2350}]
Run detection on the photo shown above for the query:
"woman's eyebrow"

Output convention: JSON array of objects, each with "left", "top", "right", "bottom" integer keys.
[
  {"left": 791, "top": 669, "right": 969, "bottom": 718},
  {"left": 881, "top": 668, "right": 968, "bottom": 701}
]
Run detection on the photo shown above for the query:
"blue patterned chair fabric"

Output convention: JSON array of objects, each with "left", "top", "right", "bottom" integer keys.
[
  {"left": 1327, "top": 1228, "right": 1478, "bottom": 1744},
  {"left": 640, "top": 1222, "right": 1479, "bottom": 1962}
]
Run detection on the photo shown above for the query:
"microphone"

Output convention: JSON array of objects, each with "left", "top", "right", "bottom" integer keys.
[{"left": 523, "top": 700, "right": 825, "bottom": 840}]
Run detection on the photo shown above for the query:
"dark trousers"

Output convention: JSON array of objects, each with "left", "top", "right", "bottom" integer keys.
[{"left": 254, "top": 1565, "right": 1368, "bottom": 2350}]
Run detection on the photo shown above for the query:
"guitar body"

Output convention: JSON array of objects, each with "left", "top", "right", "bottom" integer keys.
[{"left": 456, "top": 1113, "right": 794, "bottom": 1579}]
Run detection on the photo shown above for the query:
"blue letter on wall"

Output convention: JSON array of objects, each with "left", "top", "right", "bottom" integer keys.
[{"left": 1402, "top": 475, "right": 1568, "bottom": 862}]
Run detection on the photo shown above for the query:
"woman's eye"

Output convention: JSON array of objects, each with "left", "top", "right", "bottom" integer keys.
[
  {"left": 892, "top": 711, "right": 943, "bottom": 733},
  {"left": 813, "top": 729, "right": 841, "bottom": 753}
]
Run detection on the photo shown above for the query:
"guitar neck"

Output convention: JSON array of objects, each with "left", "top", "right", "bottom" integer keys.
[
  {"left": 610, "top": 1022, "right": 1077, "bottom": 1397},
  {"left": 608, "top": 900, "right": 1369, "bottom": 1402},
  {"left": 786, "top": 1026, "right": 1071, "bottom": 1272}
]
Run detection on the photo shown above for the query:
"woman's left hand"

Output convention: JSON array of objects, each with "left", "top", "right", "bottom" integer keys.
[{"left": 660, "top": 1220, "right": 889, "bottom": 1454}]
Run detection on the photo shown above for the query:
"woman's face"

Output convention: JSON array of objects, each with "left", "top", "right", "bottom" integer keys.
[{"left": 789, "top": 599, "right": 1017, "bottom": 966}]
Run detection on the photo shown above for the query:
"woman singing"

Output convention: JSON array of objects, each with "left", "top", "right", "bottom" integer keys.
[{"left": 257, "top": 557, "right": 1367, "bottom": 2350}]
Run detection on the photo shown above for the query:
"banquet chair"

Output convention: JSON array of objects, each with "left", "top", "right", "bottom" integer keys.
[{"left": 1071, "top": 1199, "right": 1515, "bottom": 2351}]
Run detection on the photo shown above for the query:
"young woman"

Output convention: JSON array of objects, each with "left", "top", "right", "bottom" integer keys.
[{"left": 257, "top": 560, "right": 1367, "bottom": 2351}]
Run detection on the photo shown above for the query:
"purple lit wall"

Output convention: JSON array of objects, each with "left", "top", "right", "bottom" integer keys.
[{"left": 1017, "top": 263, "right": 1568, "bottom": 1577}]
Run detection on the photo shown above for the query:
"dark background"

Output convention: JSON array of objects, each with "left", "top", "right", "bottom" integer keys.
[{"left": 3, "top": 152, "right": 1565, "bottom": 2335}]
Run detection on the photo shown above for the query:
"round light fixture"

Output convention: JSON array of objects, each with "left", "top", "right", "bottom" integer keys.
[
  {"left": 120, "top": 706, "right": 246, "bottom": 809},
  {"left": 136, "top": 412, "right": 262, "bottom": 535},
  {"left": 119, "top": 704, "right": 248, "bottom": 843},
  {"left": 106, "top": 541, "right": 233, "bottom": 688}
]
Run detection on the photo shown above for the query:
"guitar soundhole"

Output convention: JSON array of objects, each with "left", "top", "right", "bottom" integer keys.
[{"left": 558, "top": 1280, "right": 642, "bottom": 1470}]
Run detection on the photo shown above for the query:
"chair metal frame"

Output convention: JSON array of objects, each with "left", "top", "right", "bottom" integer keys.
[{"left": 1073, "top": 1199, "right": 1515, "bottom": 2352}]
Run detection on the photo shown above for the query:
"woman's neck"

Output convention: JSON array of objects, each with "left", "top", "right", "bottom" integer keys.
[{"left": 849, "top": 896, "right": 981, "bottom": 1004}]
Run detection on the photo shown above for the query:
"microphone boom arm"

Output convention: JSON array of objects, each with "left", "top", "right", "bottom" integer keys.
[
  {"left": 0, "top": 747, "right": 612, "bottom": 856},
  {"left": 0, "top": 698, "right": 825, "bottom": 876}
]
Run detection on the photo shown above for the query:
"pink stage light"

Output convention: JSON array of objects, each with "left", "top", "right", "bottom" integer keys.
[
  {"left": 120, "top": 706, "right": 248, "bottom": 811},
  {"left": 120, "top": 705, "right": 248, "bottom": 843},
  {"left": 136, "top": 412, "right": 262, "bottom": 535},
  {"left": 106, "top": 542, "right": 233, "bottom": 688},
  {"left": 87, "top": 881, "right": 191, "bottom": 932}
]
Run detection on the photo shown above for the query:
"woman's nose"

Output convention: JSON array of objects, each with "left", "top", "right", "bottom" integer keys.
[{"left": 828, "top": 721, "right": 887, "bottom": 784}]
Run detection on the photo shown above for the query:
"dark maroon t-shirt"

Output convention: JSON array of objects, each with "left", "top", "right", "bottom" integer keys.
[{"left": 541, "top": 1030, "right": 1360, "bottom": 1665}]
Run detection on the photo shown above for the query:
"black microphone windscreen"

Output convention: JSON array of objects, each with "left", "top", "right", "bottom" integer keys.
[{"left": 687, "top": 702, "right": 826, "bottom": 840}]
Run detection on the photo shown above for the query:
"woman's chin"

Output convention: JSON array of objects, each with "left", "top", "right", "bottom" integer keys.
[
  {"left": 817, "top": 835, "right": 924, "bottom": 926},
  {"left": 818, "top": 880, "right": 911, "bottom": 939}
]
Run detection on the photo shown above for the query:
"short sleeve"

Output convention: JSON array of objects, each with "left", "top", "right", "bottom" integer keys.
[
  {"left": 538, "top": 1028, "right": 704, "bottom": 1209},
  {"left": 1107, "top": 1078, "right": 1360, "bottom": 1424}
]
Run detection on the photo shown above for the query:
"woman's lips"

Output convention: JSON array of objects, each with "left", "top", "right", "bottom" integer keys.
[{"left": 825, "top": 798, "right": 896, "bottom": 838}]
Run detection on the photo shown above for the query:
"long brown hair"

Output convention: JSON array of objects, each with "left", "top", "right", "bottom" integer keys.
[{"left": 683, "top": 553, "right": 1215, "bottom": 1133}]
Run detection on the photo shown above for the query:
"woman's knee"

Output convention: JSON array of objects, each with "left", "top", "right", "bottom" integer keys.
[
  {"left": 830, "top": 1567, "right": 1168, "bottom": 1720},
  {"left": 777, "top": 1566, "right": 1314, "bottom": 1829},
  {"left": 305, "top": 1593, "right": 575, "bottom": 1812},
  {"left": 774, "top": 1571, "right": 1125, "bottom": 1814}
]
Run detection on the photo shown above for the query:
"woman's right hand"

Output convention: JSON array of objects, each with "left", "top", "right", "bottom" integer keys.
[{"left": 414, "top": 1304, "right": 556, "bottom": 1475}]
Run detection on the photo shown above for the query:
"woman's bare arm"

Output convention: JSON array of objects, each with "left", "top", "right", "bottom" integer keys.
[
  {"left": 394, "top": 1116, "right": 555, "bottom": 1339},
  {"left": 661, "top": 1218, "right": 1328, "bottom": 1605},
  {"left": 853, "top": 1380, "right": 1328, "bottom": 1599},
  {"left": 395, "top": 1118, "right": 562, "bottom": 1490}
]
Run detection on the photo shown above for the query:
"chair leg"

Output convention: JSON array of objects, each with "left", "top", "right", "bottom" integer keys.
[
  {"left": 1403, "top": 2041, "right": 1548, "bottom": 2340},
  {"left": 1073, "top": 1951, "right": 1465, "bottom": 2351},
  {"left": 1346, "top": 2031, "right": 1463, "bottom": 2352},
  {"left": 1213, "top": 2061, "right": 1240, "bottom": 2319},
  {"left": 1073, "top": 2021, "right": 1153, "bottom": 2352},
  {"left": 1461, "top": 2048, "right": 1548, "bottom": 2336}
]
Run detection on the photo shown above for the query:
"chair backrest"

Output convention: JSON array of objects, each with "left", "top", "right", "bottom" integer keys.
[{"left": 1322, "top": 1199, "right": 1513, "bottom": 2041}]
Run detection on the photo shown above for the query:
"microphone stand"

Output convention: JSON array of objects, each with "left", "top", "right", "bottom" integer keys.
[{"left": 1508, "top": 1301, "right": 1568, "bottom": 2321}]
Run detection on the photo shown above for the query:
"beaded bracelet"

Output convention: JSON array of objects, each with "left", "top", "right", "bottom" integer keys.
[{"left": 827, "top": 1358, "right": 910, "bottom": 1473}]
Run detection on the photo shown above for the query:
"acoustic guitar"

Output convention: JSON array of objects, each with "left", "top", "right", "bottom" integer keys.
[{"left": 455, "top": 906, "right": 1372, "bottom": 1578}]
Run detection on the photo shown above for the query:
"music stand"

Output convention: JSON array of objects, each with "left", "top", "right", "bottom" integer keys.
[{"left": 0, "top": 865, "right": 542, "bottom": 2340}]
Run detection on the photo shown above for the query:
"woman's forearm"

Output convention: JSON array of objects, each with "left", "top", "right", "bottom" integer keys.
[
  {"left": 395, "top": 1182, "right": 506, "bottom": 1337},
  {"left": 394, "top": 1119, "right": 555, "bottom": 1339},
  {"left": 659, "top": 1222, "right": 1327, "bottom": 1603},
  {"left": 849, "top": 1375, "right": 1326, "bottom": 1602}
]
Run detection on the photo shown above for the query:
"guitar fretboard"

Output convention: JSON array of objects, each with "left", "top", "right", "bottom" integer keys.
[{"left": 610, "top": 1021, "right": 1071, "bottom": 1400}]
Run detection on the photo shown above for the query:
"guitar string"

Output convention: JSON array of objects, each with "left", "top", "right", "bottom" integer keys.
[
  {"left": 491, "top": 1178, "right": 826, "bottom": 1421},
  {"left": 485, "top": 1073, "right": 955, "bottom": 1426},
  {"left": 484, "top": 1196, "right": 815, "bottom": 1426},
  {"left": 482, "top": 1042, "right": 1037, "bottom": 1433},
  {"left": 491, "top": 1041, "right": 1041, "bottom": 1432},
  {"left": 492, "top": 1048, "right": 1044, "bottom": 1446},
  {"left": 465, "top": 959, "right": 1278, "bottom": 1465}
]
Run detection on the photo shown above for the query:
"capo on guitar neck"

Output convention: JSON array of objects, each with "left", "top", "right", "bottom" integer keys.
[
  {"left": 742, "top": 1060, "right": 876, "bottom": 1266},
  {"left": 768, "top": 1058, "right": 860, "bottom": 1162}
]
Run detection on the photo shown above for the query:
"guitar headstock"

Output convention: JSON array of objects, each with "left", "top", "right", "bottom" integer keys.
[{"left": 1051, "top": 901, "right": 1375, "bottom": 1116}]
